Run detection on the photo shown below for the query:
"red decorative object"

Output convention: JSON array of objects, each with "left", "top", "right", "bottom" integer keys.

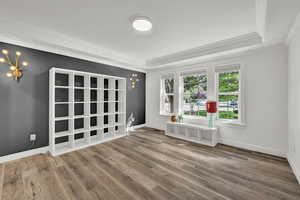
[{"left": 206, "top": 101, "right": 217, "bottom": 113}]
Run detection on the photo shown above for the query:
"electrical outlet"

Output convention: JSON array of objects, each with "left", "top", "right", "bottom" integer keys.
[{"left": 30, "top": 134, "right": 36, "bottom": 142}]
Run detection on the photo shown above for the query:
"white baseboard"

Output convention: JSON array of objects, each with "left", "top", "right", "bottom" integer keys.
[
  {"left": 127, "top": 124, "right": 147, "bottom": 131},
  {"left": 0, "top": 146, "right": 49, "bottom": 164},
  {"left": 146, "top": 125, "right": 287, "bottom": 158},
  {"left": 219, "top": 138, "right": 286, "bottom": 158},
  {"left": 287, "top": 152, "right": 300, "bottom": 184}
]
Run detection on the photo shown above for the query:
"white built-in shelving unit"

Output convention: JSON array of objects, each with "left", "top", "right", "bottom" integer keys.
[{"left": 49, "top": 68, "right": 126, "bottom": 156}]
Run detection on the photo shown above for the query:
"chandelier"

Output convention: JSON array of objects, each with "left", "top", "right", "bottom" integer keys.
[{"left": 0, "top": 49, "right": 28, "bottom": 81}]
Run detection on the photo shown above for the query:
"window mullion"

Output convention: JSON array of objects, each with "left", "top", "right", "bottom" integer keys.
[{"left": 207, "top": 66, "right": 216, "bottom": 101}]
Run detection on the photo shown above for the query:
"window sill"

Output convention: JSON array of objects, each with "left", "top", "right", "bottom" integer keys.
[
  {"left": 218, "top": 121, "right": 246, "bottom": 128},
  {"left": 160, "top": 114, "right": 246, "bottom": 128},
  {"left": 160, "top": 113, "right": 175, "bottom": 117},
  {"left": 182, "top": 115, "right": 207, "bottom": 120}
]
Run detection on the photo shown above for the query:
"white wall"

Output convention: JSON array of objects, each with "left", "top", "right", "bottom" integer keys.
[
  {"left": 146, "top": 43, "right": 288, "bottom": 157},
  {"left": 287, "top": 17, "right": 300, "bottom": 183}
]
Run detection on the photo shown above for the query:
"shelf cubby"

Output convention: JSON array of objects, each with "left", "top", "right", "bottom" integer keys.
[
  {"left": 74, "top": 103, "right": 84, "bottom": 116},
  {"left": 55, "top": 119, "right": 70, "bottom": 133},
  {"left": 103, "top": 115, "right": 109, "bottom": 126},
  {"left": 55, "top": 104, "right": 69, "bottom": 118},
  {"left": 74, "top": 117, "right": 88, "bottom": 132},
  {"left": 55, "top": 88, "right": 69, "bottom": 103},
  {"left": 90, "top": 103, "right": 97, "bottom": 114},
  {"left": 90, "top": 116, "right": 98, "bottom": 128},
  {"left": 115, "top": 102, "right": 119, "bottom": 112},
  {"left": 55, "top": 73, "right": 69, "bottom": 87},
  {"left": 50, "top": 68, "right": 127, "bottom": 156},
  {"left": 103, "top": 102, "right": 109, "bottom": 113},
  {"left": 115, "top": 79, "right": 119, "bottom": 89},
  {"left": 90, "top": 76, "right": 98, "bottom": 89},
  {"left": 104, "top": 90, "right": 109, "bottom": 101},
  {"left": 90, "top": 90, "right": 98, "bottom": 101},
  {"left": 104, "top": 78, "right": 109, "bottom": 89},
  {"left": 74, "top": 89, "right": 84, "bottom": 102},
  {"left": 74, "top": 75, "right": 85, "bottom": 88}
]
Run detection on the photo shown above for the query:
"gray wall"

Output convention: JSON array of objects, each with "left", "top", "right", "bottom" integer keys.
[{"left": 0, "top": 42, "right": 145, "bottom": 156}]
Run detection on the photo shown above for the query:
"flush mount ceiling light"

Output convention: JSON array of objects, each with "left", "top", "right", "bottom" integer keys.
[{"left": 132, "top": 16, "right": 152, "bottom": 32}]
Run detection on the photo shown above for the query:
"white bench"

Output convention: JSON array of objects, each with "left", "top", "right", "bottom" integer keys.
[{"left": 166, "top": 122, "right": 218, "bottom": 147}]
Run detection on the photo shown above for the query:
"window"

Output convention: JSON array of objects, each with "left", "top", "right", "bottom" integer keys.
[
  {"left": 160, "top": 64, "right": 244, "bottom": 126},
  {"left": 160, "top": 75, "right": 175, "bottom": 115},
  {"left": 181, "top": 72, "right": 208, "bottom": 117},
  {"left": 216, "top": 67, "right": 240, "bottom": 121}
]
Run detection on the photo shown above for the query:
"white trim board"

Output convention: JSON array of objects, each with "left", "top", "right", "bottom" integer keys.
[
  {"left": 147, "top": 40, "right": 283, "bottom": 71},
  {"left": 127, "top": 124, "right": 147, "bottom": 132},
  {"left": 146, "top": 32, "right": 263, "bottom": 67},
  {"left": 219, "top": 138, "right": 286, "bottom": 158},
  {"left": 0, "top": 24, "right": 147, "bottom": 73},
  {"left": 287, "top": 153, "right": 300, "bottom": 184},
  {"left": 146, "top": 125, "right": 286, "bottom": 158},
  {"left": 0, "top": 146, "right": 49, "bottom": 164}
]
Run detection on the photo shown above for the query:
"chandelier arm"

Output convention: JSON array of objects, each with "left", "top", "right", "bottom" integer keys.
[
  {"left": 15, "top": 55, "right": 19, "bottom": 68},
  {"left": 4, "top": 54, "right": 13, "bottom": 66}
]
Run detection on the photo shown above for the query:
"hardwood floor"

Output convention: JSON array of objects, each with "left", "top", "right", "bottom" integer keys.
[{"left": 0, "top": 127, "right": 299, "bottom": 200}]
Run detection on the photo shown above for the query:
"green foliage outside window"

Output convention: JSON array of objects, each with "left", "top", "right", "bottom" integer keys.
[
  {"left": 218, "top": 71, "right": 240, "bottom": 120},
  {"left": 219, "top": 111, "right": 238, "bottom": 119},
  {"left": 218, "top": 95, "right": 238, "bottom": 102},
  {"left": 180, "top": 71, "right": 240, "bottom": 119},
  {"left": 183, "top": 75, "right": 207, "bottom": 117},
  {"left": 219, "top": 72, "right": 239, "bottom": 92}
]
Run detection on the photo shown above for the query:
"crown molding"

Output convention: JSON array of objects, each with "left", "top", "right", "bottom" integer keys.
[
  {"left": 147, "top": 39, "right": 284, "bottom": 72},
  {"left": 286, "top": 11, "right": 300, "bottom": 46},
  {"left": 0, "top": 21, "right": 147, "bottom": 73},
  {"left": 146, "top": 32, "right": 262, "bottom": 67}
]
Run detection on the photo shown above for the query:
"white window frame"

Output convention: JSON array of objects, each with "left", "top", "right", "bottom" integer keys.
[
  {"left": 215, "top": 66, "right": 242, "bottom": 123},
  {"left": 179, "top": 70, "right": 208, "bottom": 119},
  {"left": 160, "top": 74, "right": 175, "bottom": 116},
  {"left": 159, "top": 62, "right": 245, "bottom": 128}
]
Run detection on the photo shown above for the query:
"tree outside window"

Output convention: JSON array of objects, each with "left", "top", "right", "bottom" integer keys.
[
  {"left": 217, "top": 71, "right": 240, "bottom": 120},
  {"left": 161, "top": 76, "right": 175, "bottom": 114},
  {"left": 183, "top": 74, "right": 207, "bottom": 117}
]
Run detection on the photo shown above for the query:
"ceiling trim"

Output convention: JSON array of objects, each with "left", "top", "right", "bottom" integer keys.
[
  {"left": 286, "top": 11, "right": 300, "bottom": 45},
  {"left": 255, "top": 0, "right": 268, "bottom": 40},
  {"left": 146, "top": 32, "right": 262, "bottom": 67},
  {"left": 147, "top": 41, "right": 284, "bottom": 73},
  {"left": 0, "top": 21, "right": 147, "bottom": 73}
]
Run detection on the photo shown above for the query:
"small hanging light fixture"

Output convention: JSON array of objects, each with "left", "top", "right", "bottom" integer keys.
[
  {"left": 130, "top": 73, "right": 139, "bottom": 88},
  {"left": 0, "top": 49, "right": 28, "bottom": 81}
]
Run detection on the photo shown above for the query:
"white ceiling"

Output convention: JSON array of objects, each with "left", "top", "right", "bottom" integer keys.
[
  {"left": 0, "top": 0, "right": 299, "bottom": 70},
  {"left": 264, "top": 0, "right": 300, "bottom": 42}
]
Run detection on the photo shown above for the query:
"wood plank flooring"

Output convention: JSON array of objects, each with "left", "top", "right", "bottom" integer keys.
[{"left": 0, "top": 127, "right": 299, "bottom": 200}]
